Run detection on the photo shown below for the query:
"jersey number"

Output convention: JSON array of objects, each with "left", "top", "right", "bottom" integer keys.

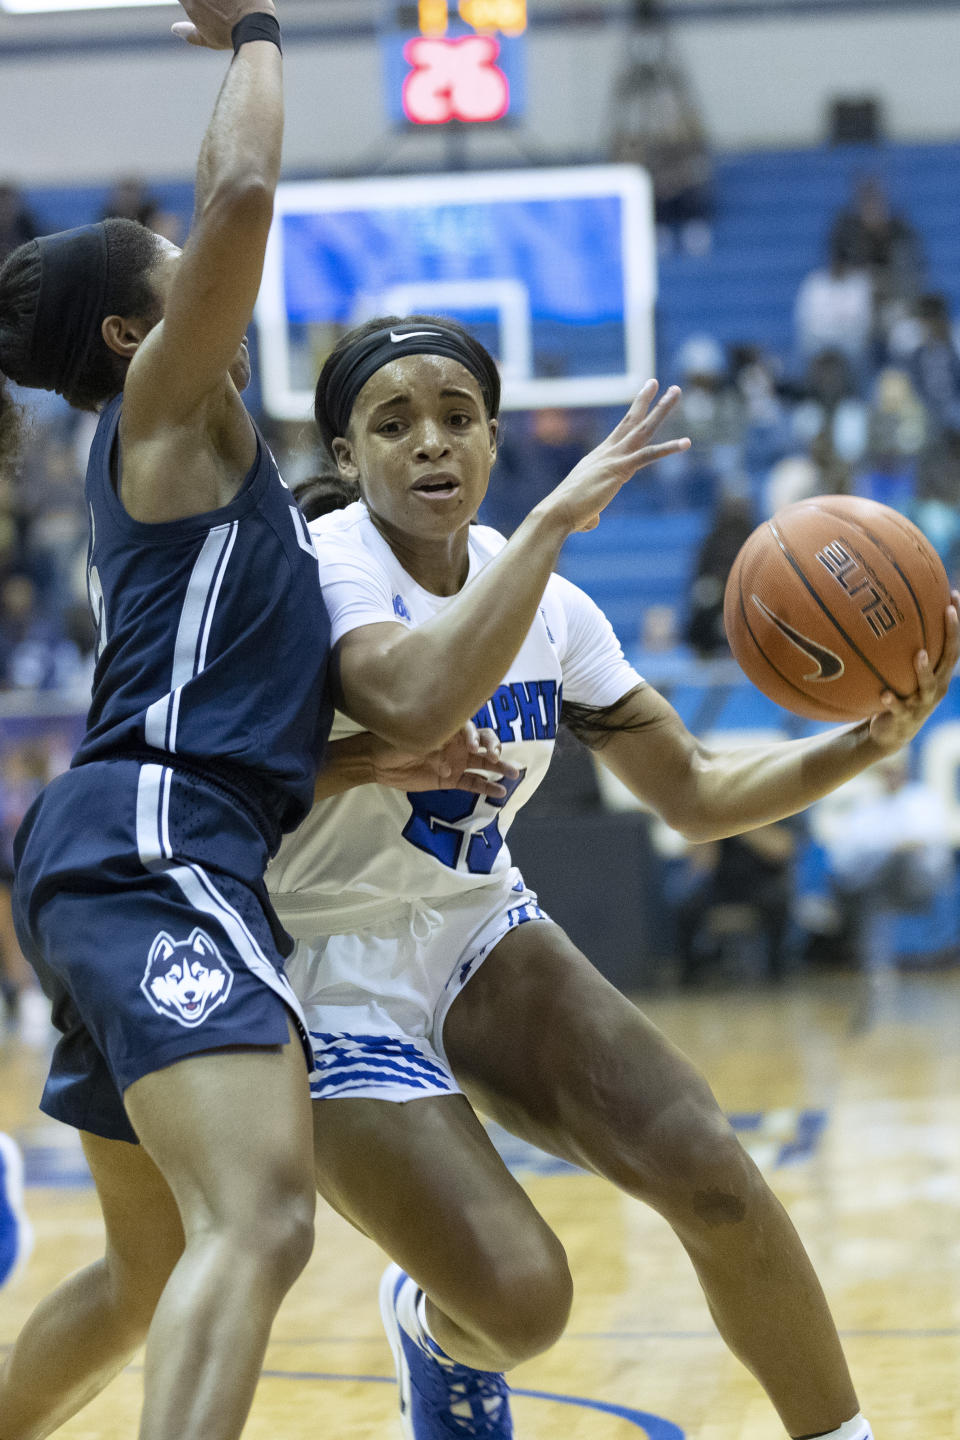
[{"left": 402, "top": 769, "right": 526, "bottom": 875}]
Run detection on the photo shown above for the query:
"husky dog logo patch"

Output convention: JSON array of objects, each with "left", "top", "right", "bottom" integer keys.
[{"left": 141, "top": 928, "right": 234, "bottom": 1028}]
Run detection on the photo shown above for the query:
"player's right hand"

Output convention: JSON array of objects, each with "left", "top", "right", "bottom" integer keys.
[
  {"left": 172, "top": 0, "right": 277, "bottom": 51},
  {"left": 538, "top": 381, "right": 690, "bottom": 535},
  {"left": 868, "top": 589, "right": 960, "bottom": 754},
  {"left": 370, "top": 723, "right": 520, "bottom": 798}
]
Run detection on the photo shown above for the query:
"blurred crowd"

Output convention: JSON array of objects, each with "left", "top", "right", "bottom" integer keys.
[
  {"left": 0, "top": 179, "right": 186, "bottom": 707},
  {"left": 0, "top": 167, "right": 958, "bottom": 1024},
  {"left": 485, "top": 174, "right": 960, "bottom": 667},
  {"left": 3, "top": 170, "right": 958, "bottom": 694}
]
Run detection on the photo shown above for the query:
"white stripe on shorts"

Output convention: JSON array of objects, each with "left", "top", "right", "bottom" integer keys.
[
  {"left": 134, "top": 763, "right": 310, "bottom": 1038},
  {"left": 308, "top": 1033, "right": 458, "bottom": 1102}
]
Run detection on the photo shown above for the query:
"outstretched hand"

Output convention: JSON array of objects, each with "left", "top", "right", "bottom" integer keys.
[
  {"left": 369, "top": 722, "right": 520, "bottom": 797},
  {"left": 173, "top": 0, "right": 276, "bottom": 50},
  {"left": 540, "top": 380, "right": 691, "bottom": 536},
  {"left": 868, "top": 590, "right": 960, "bottom": 752}
]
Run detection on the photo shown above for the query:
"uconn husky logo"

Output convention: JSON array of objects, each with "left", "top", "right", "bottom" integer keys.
[{"left": 141, "top": 928, "right": 234, "bottom": 1028}]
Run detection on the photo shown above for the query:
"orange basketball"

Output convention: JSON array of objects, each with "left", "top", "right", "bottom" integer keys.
[{"left": 723, "top": 494, "right": 951, "bottom": 721}]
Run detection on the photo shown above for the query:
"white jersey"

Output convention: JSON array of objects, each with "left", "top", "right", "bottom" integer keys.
[{"left": 267, "top": 502, "right": 642, "bottom": 935}]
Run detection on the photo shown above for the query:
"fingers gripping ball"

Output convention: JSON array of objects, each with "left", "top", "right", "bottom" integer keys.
[{"left": 723, "top": 494, "right": 951, "bottom": 721}]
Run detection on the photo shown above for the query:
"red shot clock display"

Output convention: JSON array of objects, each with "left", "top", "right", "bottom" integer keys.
[{"left": 382, "top": 0, "right": 527, "bottom": 126}]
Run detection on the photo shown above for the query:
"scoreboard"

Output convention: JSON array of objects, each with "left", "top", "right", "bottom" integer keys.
[{"left": 382, "top": 0, "right": 527, "bottom": 126}]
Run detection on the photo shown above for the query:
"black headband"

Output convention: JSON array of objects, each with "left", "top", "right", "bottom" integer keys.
[
  {"left": 26, "top": 224, "right": 110, "bottom": 397},
  {"left": 319, "top": 322, "right": 501, "bottom": 442}
]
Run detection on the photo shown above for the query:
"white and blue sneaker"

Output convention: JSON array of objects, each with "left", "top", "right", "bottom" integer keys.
[
  {"left": 379, "top": 1263, "right": 513, "bottom": 1438},
  {"left": 0, "top": 1132, "right": 32, "bottom": 1287}
]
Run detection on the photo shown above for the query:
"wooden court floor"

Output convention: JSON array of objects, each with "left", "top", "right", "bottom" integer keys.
[{"left": 2, "top": 967, "right": 960, "bottom": 1440}]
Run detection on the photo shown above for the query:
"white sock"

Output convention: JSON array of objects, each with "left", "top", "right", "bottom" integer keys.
[
  {"left": 798, "top": 1414, "right": 873, "bottom": 1440},
  {"left": 394, "top": 1275, "right": 425, "bottom": 1340},
  {"left": 416, "top": 1290, "right": 437, "bottom": 1346}
]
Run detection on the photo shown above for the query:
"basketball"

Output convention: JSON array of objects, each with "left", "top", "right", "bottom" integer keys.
[{"left": 723, "top": 494, "right": 951, "bottom": 721}]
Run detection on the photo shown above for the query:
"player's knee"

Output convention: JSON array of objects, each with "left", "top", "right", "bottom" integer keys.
[
  {"left": 253, "top": 1183, "right": 316, "bottom": 1291},
  {"left": 643, "top": 1098, "right": 760, "bottom": 1230},
  {"left": 207, "top": 1162, "right": 316, "bottom": 1293},
  {"left": 473, "top": 1236, "right": 572, "bottom": 1366}
]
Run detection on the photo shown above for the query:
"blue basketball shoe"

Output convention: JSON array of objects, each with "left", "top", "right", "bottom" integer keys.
[
  {"left": 0, "top": 1132, "right": 32, "bottom": 1287},
  {"left": 379, "top": 1263, "right": 513, "bottom": 1438}
]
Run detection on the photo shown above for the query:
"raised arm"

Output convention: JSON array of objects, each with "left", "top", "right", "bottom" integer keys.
[
  {"left": 596, "top": 595, "right": 959, "bottom": 843},
  {"left": 123, "top": 3, "right": 282, "bottom": 444},
  {"left": 334, "top": 382, "right": 690, "bottom": 750}
]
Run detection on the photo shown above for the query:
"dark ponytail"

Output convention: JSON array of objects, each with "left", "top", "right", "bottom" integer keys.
[
  {"left": 293, "top": 465, "right": 360, "bottom": 522},
  {"left": 0, "top": 238, "right": 38, "bottom": 485},
  {"left": 0, "top": 370, "right": 24, "bottom": 487},
  {"left": 561, "top": 686, "right": 655, "bottom": 750},
  {"left": 0, "top": 218, "right": 162, "bottom": 421}
]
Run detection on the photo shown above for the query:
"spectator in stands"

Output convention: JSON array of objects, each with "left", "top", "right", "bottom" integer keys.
[
  {"left": 854, "top": 366, "right": 928, "bottom": 511},
  {"left": 829, "top": 175, "right": 923, "bottom": 315},
  {"left": 726, "top": 345, "right": 793, "bottom": 482},
  {"left": 907, "top": 293, "right": 960, "bottom": 438},
  {"left": 788, "top": 348, "right": 867, "bottom": 477},
  {"left": 674, "top": 821, "right": 798, "bottom": 985},
  {"left": 763, "top": 453, "right": 821, "bottom": 517},
  {"left": 99, "top": 176, "right": 183, "bottom": 245},
  {"left": 793, "top": 256, "right": 874, "bottom": 375},
  {"left": 685, "top": 492, "right": 754, "bottom": 657},
  {"left": 906, "top": 435, "right": 960, "bottom": 581},
  {"left": 0, "top": 185, "right": 39, "bottom": 263},
  {"left": 0, "top": 574, "right": 82, "bottom": 693},
  {"left": 865, "top": 367, "right": 928, "bottom": 471},
  {"left": 486, "top": 407, "right": 596, "bottom": 533},
  {"left": 729, "top": 345, "right": 785, "bottom": 427},
  {"left": 650, "top": 335, "right": 745, "bottom": 509},
  {"left": 811, "top": 752, "right": 953, "bottom": 974},
  {"left": 16, "top": 422, "right": 87, "bottom": 616}
]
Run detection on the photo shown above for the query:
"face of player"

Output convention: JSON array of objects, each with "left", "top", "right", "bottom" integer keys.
[
  {"left": 146, "top": 241, "right": 251, "bottom": 391},
  {"left": 333, "top": 354, "right": 498, "bottom": 550}
]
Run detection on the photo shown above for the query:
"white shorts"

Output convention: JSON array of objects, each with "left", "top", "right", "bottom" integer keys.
[{"left": 283, "top": 867, "right": 548, "bottom": 1103}]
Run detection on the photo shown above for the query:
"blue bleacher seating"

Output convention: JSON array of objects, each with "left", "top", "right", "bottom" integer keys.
[{"left": 657, "top": 140, "right": 960, "bottom": 380}]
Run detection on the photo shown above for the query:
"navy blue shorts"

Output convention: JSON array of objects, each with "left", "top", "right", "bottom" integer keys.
[{"left": 14, "top": 759, "right": 311, "bottom": 1145}]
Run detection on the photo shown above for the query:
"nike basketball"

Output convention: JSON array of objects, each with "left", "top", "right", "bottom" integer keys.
[{"left": 723, "top": 494, "right": 951, "bottom": 721}]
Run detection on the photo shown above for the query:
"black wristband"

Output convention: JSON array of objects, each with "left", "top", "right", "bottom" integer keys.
[{"left": 231, "top": 12, "right": 282, "bottom": 54}]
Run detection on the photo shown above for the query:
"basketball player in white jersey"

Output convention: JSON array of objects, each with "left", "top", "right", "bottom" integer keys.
[{"left": 269, "top": 316, "right": 959, "bottom": 1440}]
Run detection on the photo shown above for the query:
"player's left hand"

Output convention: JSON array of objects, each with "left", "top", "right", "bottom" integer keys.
[
  {"left": 172, "top": 0, "right": 276, "bottom": 50},
  {"left": 370, "top": 722, "right": 520, "bottom": 796},
  {"left": 868, "top": 589, "right": 960, "bottom": 752}
]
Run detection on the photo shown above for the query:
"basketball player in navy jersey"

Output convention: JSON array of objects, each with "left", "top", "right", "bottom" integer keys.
[
  {"left": 266, "top": 316, "right": 960, "bottom": 1440},
  {"left": 0, "top": 5, "right": 705, "bottom": 1435},
  {"left": 0, "top": 4, "right": 334, "bottom": 1438}
]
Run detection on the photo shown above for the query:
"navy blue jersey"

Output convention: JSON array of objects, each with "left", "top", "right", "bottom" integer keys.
[{"left": 72, "top": 396, "right": 331, "bottom": 841}]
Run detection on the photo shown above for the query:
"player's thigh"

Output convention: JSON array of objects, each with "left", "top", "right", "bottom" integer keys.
[
  {"left": 312, "top": 1093, "right": 569, "bottom": 1326},
  {"left": 124, "top": 1018, "right": 315, "bottom": 1234},
  {"left": 443, "top": 920, "right": 733, "bottom": 1195},
  {"left": 81, "top": 1130, "right": 184, "bottom": 1313}
]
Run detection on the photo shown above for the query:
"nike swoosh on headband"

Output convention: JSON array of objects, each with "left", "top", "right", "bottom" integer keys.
[
  {"left": 751, "top": 596, "right": 845, "bottom": 680},
  {"left": 390, "top": 329, "right": 443, "bottom": 342}
]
